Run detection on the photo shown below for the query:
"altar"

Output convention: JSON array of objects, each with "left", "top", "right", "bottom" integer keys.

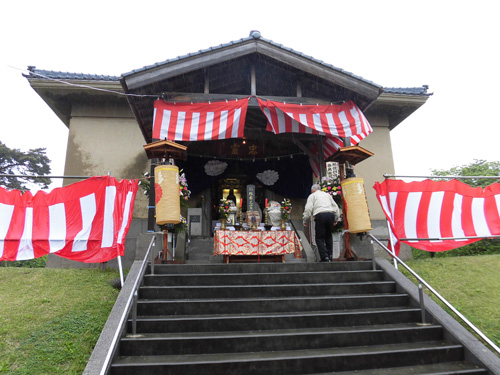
[{"left": 213, "top": 230, "right": 302, "bottom": 263}]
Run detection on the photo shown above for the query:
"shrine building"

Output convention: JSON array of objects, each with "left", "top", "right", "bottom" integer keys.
[{"left": 25, "top": 31, "right": 430, "bottom": 266}]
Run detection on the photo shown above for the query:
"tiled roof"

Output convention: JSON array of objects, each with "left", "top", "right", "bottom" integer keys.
[
  {"left": 121, "top": 32, "right": 383, "bottom": 89},
  {"left": 25, "top": 66, "right": 120, "bottom": 81},
  {"left": 383, "top": 85, "right": 431, "bottom": 96}
]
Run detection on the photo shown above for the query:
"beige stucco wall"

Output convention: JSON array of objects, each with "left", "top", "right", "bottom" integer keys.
[
  {"left": 354, "top": 113, "right": 395, "bottom": 221},
  {"left": 63, "top": 104, "right": 150, "bottom": 218}
]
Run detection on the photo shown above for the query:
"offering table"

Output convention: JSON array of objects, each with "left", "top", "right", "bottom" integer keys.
[{"left": 213, "top": 229, "right": 302, "bottom": 263}]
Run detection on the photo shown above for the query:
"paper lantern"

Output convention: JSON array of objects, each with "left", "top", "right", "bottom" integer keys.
[
  {"left": 341, "top": 177, "right": 372, "bottom": 233},
  {"left": 154, "top": 165, "right": 180, "bottom": 225}
]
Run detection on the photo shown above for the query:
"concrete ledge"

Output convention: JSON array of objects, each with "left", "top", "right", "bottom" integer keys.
[
  {"left": 83, "top": 259, "right": 143, "bottom": 375},
  {"left": 377, "top": 257, "right": 500, "bottom": 375}
]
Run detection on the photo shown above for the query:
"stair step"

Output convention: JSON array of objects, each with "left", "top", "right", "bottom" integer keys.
[
  {"left": 148, "top": 260, "right": 375, "bottom": 274},
  {"left": 128, "top": 307, "right": 422, "bottom": 333},
  {"left": 311, "top": 361, "right": 488, "bottom": 374},
  {"left": 139, "top": 281, "right": 396, "bottom": 299},
  {"left": 110, "top": 341, "right": 464, "bottom": 375},
  {"left": 119, "top": 323, "right": 443, "bottom": 356},
  {"left": 142, "top": 270, "right": 385, "bottom": 286},
  {"left": 136, "top": 293, "right": 410, "bottom": 316}
]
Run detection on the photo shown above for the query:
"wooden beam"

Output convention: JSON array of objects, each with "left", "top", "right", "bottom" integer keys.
[
  {"left": 161, "top": 92, "right": 334, "bottom": 106},
  {"left": 292, "top": 137, "right": 319, "bottom": 163}
]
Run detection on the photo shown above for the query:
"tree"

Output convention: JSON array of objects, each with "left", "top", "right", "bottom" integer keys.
[
  {"left": 431, "top": 159, "right": 500, "bottom": 188},
  {"left": 0, "top": 141, "right": 51, "bottom": 192}
]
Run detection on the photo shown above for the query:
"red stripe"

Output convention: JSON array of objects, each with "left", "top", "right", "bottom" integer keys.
[
  {"left": 392, "top": 191, "right": 408, "bottom": 239},
  {"left": 484, "top": 195, "right": 500, "bottom": 234},
  {"left": 439, "top": 191, "right": 456, "bottom": 238},
  {"left": 198, "top": 112, "right": 207, "bottom": 141},
  {"left": 3, "top": 206, "right": 25, "bottom": 261},
  {"left": 415, "top": 192, "right": 431, "bottom": 239},
  {"left": 460, "top": 196, "right": 476, "bottom": 236},
  {"left": 32, "top": 206, "right": 50, "bottom": 258}
]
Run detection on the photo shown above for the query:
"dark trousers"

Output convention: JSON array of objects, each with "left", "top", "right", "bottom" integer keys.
[{"left": 315, "top": 212, "right": 335, "bottom": 260}]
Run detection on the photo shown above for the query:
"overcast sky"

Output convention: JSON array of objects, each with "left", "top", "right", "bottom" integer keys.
[{"left": 1, "top": 0, "right": 499, "bottom": 189}]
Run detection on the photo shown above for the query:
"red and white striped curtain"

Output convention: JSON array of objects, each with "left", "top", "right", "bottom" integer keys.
[
  {"left": 257, "top": 99, "right": 373, "bottom": 178},
  {"left": 257, "top": 99, "right": 372, "bottom": 143},
  {"left": 374, "top": 179, "right": 500, "bottom": 254},
  {"left": 152, "top": 98, "right": 250, "bottom": 141},
  {"left": 0, "top": 176, "right": 138, "bottom": 263}
]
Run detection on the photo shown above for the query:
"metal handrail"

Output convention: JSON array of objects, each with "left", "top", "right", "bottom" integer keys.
[
  {"left": 368, "top": 233, "right": 500, "bottom": 355},
  {"left": 98, "top": 234, "right": 156, "bottom": 375}
]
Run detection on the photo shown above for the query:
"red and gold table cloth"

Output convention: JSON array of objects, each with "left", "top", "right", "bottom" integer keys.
[{"left": 213, "top": 230, "right": 302, "bottom": 258}]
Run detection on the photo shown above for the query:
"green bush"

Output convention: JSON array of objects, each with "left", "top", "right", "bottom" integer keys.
[
  {"left": 1, "top": 255, "right": 47, "bottom": 268},
  {"left": 412, "top": 239, "right": 500, "bottom": 259}
]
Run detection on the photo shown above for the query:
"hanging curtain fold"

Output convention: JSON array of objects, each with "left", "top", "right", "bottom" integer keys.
[
  {"left": 257, "top": 98, "right": 373, "bottom": 178},
  {"left": 152, "top": 98, "right": 250, "bottom": 141},
  {"left": 0, "top": 176, "right": 138, "bottom": 263},
  {"left": 374, "top": 179, "right": 500, "bottom": 255}
]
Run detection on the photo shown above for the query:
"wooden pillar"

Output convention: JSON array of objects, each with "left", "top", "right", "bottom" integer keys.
[
  {"left": 250, "top": 64, "right": 256, "bottom": 96},
  {"left": 318, "top": 137, "right": 326, "bottom": 179}
]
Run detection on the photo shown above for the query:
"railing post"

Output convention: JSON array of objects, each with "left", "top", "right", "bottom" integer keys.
[
  {"left": 132, "top": 291, "right": 138, "bottom": 336},
  {"left": 418, "top": 283, "right": 431, "bottom": 325},
  {"left": 150, "top": 237, "right": 155, "bottom": 275}
]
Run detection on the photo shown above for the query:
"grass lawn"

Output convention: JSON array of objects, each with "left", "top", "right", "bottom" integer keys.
[
  {"left": 404, "top": 254, "right": 500, "bottom": 349},
  {"left": 0, "top": 268, "right": 120, "bottom": 375}
]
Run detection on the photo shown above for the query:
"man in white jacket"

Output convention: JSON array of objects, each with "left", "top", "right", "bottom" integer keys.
[{"left": 303, "top": 184, "right": 341, "bottom": 262}]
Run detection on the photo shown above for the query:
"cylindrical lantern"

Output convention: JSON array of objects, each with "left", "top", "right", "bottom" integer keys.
[
  {"left": 341, "top": 177, "right": 372, "bottom": 233},
  {"left": 154, "top": 165, "right": 180, "bottom": 225}
]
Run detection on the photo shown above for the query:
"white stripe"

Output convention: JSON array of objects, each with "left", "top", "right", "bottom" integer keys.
[
  {"left": 16, "top": 207, "right": 34, "bottom": 261},
  {"left": 231, "top": 108, "right": 241, "bottom": 138},
  {"left": 263, "top": 108, "right": 276, "bottom": 133},
  {"left": 350, "top": 106, "right": 363, "bottom": 135},
  {"left": 101, "top": 186, "right": 116, "bottom": 247},
  {"left": 49, "top": 203, "right": 66, "bottom": 252},
  {"left": 451, "top": 194, "right": 466, "bottom": 240},
  {"left": 117, "top": 191, "right": 134, "bottom": 244},
  {"left": 298, "top": 113, "right": 309, "bottom": 131},
  {"left": 428, "top": 191, "right": 444, "bottom": 242},
  {"left": 325, "top": 113, "right": 338, "bottom": 136},
  {"left": 277, "top": 109, "right": 287, "bottom": 133},
  {"left": 190, "top": 112, "right": 200, "bottom": 140},
  {"left": 288, "top": 113, "right": 304, "bottom": 133},
  {"left": 0, "top": 203, "right": 15, "bottom": 258},
  {"left": 471, "top": 197, "right": 491, "bottom": 236},
  {"left": 496, "top": 195, "right": 500, "bottom": 218},
  {"left": 218, "top": 110, "right": 228, "bottom": 139},
  {"left": 378, "top": 194, "right": 393, "bottom": 224},
  {"left": 404, "top": 192, "right": 422, "bottom": 242},
  {"left": 388, "top": 191, "right": 398, "bottom": 222},
  {"left": 159, "top": 109, "right": 171, "bottom": 140},
  {"left": 312, "top": 113, "right": 323, "bottom": 133},
  {"left": 72, "top": 193, "right": 97, "bottom": 252},
  {"left": 204, "top": 112, "right": 214, "bottom": 140},
  {"left": 174, "top": 111, "right": 185, "bottom": 140},
  {"left": 337, "top": 111, "right": 351, "bottom": 137}
]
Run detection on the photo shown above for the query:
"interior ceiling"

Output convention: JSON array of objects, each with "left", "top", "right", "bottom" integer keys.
[{"left": 124, "top": 53, "right": 374, "bottom": 156}]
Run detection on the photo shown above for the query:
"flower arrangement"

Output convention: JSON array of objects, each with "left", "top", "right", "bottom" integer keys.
[
  {"left": 280, "top": 198, "right": 292, "bottom": 220},
  {"left": 319, "top": 176, "right": 344, "bottom": 232},
  {"left": 179, "top": 172, "right": 191, "bottom": 207},
  {"left": 320, "top": 176, "right": 342, "bottom": 197},
  {"left": 218, "top": 198, "right": 231, "bottom": 220}
]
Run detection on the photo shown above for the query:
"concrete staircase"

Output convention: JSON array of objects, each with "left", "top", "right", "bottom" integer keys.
[{"left": 108, "top": 261, "right": 493, "bottom": 374}]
